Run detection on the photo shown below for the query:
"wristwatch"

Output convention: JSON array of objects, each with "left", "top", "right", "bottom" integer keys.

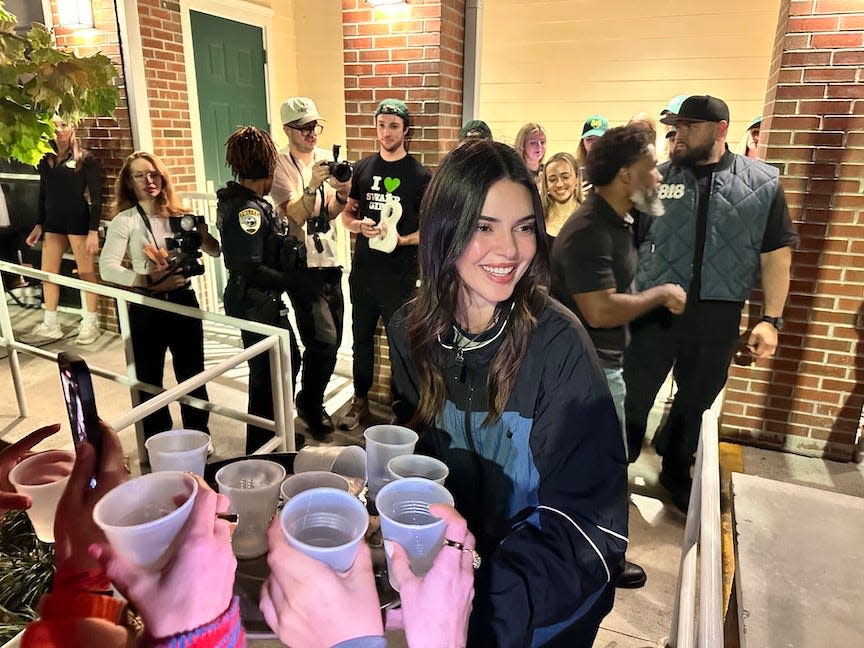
[
  {"left": 303, "top": 185, "right": 316, "bottom": 198},
  {"left": 761, "top": 315, "right": 784, "bottom": 330}
]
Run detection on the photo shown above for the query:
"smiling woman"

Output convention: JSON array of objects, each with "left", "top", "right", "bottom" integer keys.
[{"left": 388, "top": 138, "right": 629, "bottom": 647}]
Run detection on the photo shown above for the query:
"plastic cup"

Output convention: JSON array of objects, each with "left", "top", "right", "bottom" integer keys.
[
  {"left": 294, "top": 445, "right": 367, "bottom": 482},
  {"left": 280, "top": 487, "right": 369, "bottom": 572},
  {"left": 281, "top": 471, "right": 351, "bottom": 501},
  {"left": 387, "top": 454, "right": 449, "bottom": 485},
  {"left": 363, "top": 425, "right": 418, "bottom": 499},
  {"left": 216, "top": 459, "right": 286, "bottom": 559},
  {"left": 375, "top": 477, "right": 454, "bottom": 590},
  {"left": 8, "top": 449, "right": 74, "bottom": 543},
  {"left": 145, "top": 429, "right": 210, "bottom": 475},
  {"left": 92, "top": 471, "right": 198, "bottom": 569}
]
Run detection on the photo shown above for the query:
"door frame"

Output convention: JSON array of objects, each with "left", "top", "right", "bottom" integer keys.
[{"left": 180, "top": 0, "right": 275, "bottom": 193}]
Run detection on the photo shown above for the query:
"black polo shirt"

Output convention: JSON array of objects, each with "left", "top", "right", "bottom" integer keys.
[{"left": 551, "top": 192, "right": 636, "bottom": 368}]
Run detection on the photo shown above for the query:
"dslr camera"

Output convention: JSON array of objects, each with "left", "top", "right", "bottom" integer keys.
[
  {"left": 166, "top": 214, "right": 206, "bottom": 277},
  {"left": 326, "top": 144, "right": 352, "bottom": 183}
]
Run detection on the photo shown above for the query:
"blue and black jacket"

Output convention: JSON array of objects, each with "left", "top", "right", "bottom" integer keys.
[{"left": 389, "top": 299, "right": 629, "bottom": 647}]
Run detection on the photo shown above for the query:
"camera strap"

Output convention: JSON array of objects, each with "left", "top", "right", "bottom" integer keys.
[{"left": 135, "top": 203, "right": 159, "bottom": 247}]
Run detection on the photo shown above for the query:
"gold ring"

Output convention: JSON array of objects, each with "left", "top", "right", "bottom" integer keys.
[{"left": 443, "top": 538, "right": 481, "bottom": 569}]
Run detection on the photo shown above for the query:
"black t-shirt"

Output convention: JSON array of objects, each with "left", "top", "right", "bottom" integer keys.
[
  {"left": 550, "top": 193, "right": 636, "bottom": 368},
  {"left": 682, "top": 149, "right": 799, "bottom": 337},
  {"left": 348, "top": 152, "right": 431, "bottom": 276}
]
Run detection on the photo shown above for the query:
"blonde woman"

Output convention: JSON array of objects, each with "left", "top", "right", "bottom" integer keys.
[
  {"left": 513, "top": 122, "right": 546, "bottom": 191},
  {"left": 542, "top": 151, "right": 582, "bottom": 241},
  {"left": 25, "top": 117, "right": 103, "bottom": 344}
]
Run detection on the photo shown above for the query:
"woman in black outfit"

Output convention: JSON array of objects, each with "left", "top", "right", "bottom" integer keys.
[{"left": 25, "top": 117, "right": 104, "bottom": 344}]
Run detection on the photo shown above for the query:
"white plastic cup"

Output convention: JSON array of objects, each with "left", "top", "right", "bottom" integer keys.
[
  {"left": 281, "top": 471, "right": 351, "bottom": 501},
  {"left": 92, "top": 471, "right": 198, "bottom": 569},
  {"left": 294, "top": 445, "right": 367, "bottom": 482},
  {"left": 8, "top": 449, "right": 75, "bottom": 543},
  {"left": 280, "top": 487, "right": 369, "bottom": 572},
  {"left": 145, "top": 429, "right": 210, "bottom": 475},
  {"left": 363, "top": 425, "right": 419, "bottom": 499},
  {"left": 387, "top": 454, "right": 449, "bottom": 485},
  {"left": 216, "top": 459, "right": 286, "bottom": 559},
  {"left": 375, "top": 477, "right": 454, "bottom": 590}
]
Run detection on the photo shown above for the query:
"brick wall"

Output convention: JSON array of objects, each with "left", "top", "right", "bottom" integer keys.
[
  {"left": 722, "top": 0, "right": 864, "bottom": 460},
  {"left": 342, "top": 0, "right": 465, "bottom": 403}
]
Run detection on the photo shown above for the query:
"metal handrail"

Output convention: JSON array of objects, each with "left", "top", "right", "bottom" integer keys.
[
  {"left": 0, "top": 260, "right": 296, "bottom": 460},
  {"left": 667, "top": 394, "right": 724, "bottom": 648}
]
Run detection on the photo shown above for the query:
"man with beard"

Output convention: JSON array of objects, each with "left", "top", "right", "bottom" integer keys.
[
  {"left": 338, "top": 99, "right": 432, "bottom": 429},
  {"left": 551, "top": 124, "right": 686, "bottom": 589},
  {"left": 624, "top": 96, "right": 797, "bottom": 512}
]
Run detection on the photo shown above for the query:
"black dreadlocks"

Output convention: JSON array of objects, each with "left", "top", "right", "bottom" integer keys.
[{"left": 224, "top": 126, "right": 278, "bottom": 180}]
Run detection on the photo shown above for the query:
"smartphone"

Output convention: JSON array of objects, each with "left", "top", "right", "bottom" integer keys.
[{"left": 58, "top": 352, "right": 102, "bottom": 479}]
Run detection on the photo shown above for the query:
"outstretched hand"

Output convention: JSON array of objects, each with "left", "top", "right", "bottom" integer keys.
[
  {"left": 386, "top": 504, "right": 475, "bottom": 648},
  {"left": 53, "top": 420, "right": 129, "bottom": 573},
  {"left": 259, "top": 516, "right": 383, "bottom": 648},
  {"left": 90, "top": 476, "right": 236, "bottom": 640},
  {"left": 0, "top": 424, "right": 60, "bottom": 518}
]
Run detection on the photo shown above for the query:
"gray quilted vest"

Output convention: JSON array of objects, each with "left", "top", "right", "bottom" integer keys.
[{"left": 635, "top": 154, "right": 778, "bottom": 301}]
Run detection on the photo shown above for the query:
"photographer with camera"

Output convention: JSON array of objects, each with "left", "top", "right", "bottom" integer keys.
[
  {"left": 218, "top": 126, "right": 306, "bottom": 454},
  {"left": 270, "top": 96, "right": 350, "bottom": 440},
  {"left": 100, "top": 152, "right": 220, "bottom": 440}
]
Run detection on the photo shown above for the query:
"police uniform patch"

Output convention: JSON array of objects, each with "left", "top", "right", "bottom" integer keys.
[{"left": 238, "top": 208, "right": 261, "bottom": 234}]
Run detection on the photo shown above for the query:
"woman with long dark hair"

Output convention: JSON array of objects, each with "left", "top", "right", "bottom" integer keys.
[
  {"left": 25, "top": 117, "right": 103, "bottom": 344},
  {"left": 389, "top": 139, "right": 628, "bottom": 647},
  {"left": 100, "top": 152, "right": 220, "bottom": 440}
]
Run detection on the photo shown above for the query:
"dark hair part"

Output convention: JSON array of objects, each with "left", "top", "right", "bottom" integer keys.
[
  {"left": 407, "top": 139, "right": 549, "bottom": 426},
  {"left": 225, "top": 126, "right": 278, "bottom": 180},
  {"left": 585, "top": 124, "right": 654, "bottom": 187},
  {"left": 112, "top": 151, "right": 184, "bottom": 216}
]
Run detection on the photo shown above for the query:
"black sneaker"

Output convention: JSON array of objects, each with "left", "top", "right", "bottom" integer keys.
[
  {"left": 297, "top": 406, "right": 334, "bottom": 441},
  {"left": 658, "top": 469, "right": 692, "bottom": 514}
]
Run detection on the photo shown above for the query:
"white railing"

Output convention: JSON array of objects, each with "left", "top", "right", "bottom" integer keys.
[
  {"left": 0, "top": 260, "right": 296, "bottom": 462},
  {"left": 667, "top": 396, "right": 724, "bottom": 648}
]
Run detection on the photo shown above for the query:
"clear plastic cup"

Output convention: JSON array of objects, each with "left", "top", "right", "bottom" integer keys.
[
  {"left": 145, "top": 429, "right": 210, "bottom": 475},
  {"left": 363, "top": 425, "right": 418, "bottom": 499},
  {"left": 387, "top": 454, "right": 449, "bottom": 485},
  {"left": 8, "top": 449, "right": 74, "bottom": 543},
  {"left": 281, "top": 471, "right": 351, "bottom": 501},
  {"left": 216, "top": 459, "right": 286, "bottom": 559},
  {"left": 375, "top": 477, "right": 454, "bottom": 590},
  {"left": 92, "top": 471, "right": 198, "bottom": 569},
  {"left": 294, "top": 445, "right": 367, "bottom": 483},
  {"left": 280, "top": 487, "right": 369, "bottom": 572}
]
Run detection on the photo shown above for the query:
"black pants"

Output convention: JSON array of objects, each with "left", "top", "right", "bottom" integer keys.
[
  {"left": 286, "top": 267, "right": 344, "bottom": 413},
  {"left": 224, "top": 278, "right": 301, "bottom": 454},
  {"left": 623, "top": 308, "right": 739, "bottom": 479},
  {"left": 348, "top": 268, "right": 416, "bottom": 398},
  {"left": 128, "top": 288, "right": 209, "bottom": 440}
]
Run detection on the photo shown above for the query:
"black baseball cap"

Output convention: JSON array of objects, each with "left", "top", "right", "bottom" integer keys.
[{"left": 660, "top": 95, "right": 729, "bottom": 125}]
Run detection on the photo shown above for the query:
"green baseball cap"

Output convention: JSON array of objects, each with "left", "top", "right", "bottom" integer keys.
[{"left": 375, "top": 98, "right": 410, "bottom": 122}]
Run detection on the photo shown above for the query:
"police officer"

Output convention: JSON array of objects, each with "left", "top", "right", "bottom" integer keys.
[{"left": 217, "top": 126, "right": 305, "bottom": 454}]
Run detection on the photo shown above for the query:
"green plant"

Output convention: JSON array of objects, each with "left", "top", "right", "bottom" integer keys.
[
  {"left": 0, "top": 510, "right": 54, "bottom": 642},
  {"left": 0, "top": 0, "right": 120, "bottom": 166}
]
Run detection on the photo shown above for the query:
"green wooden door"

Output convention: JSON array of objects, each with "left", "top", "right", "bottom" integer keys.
[{"left": 190, "top": 11, "right": 268, "bottom": 190}]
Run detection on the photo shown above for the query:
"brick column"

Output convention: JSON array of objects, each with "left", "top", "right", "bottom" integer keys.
[
  {"left": 722, "top": 0, "right": 864, "bottom": 460},
  {"left": 342, "top": 0, "right": 465, "bottom": 403}
]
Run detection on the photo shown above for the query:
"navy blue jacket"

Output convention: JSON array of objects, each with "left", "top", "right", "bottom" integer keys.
[{"left": 389, "top": 299, "right": 628, "bottom": 646}]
